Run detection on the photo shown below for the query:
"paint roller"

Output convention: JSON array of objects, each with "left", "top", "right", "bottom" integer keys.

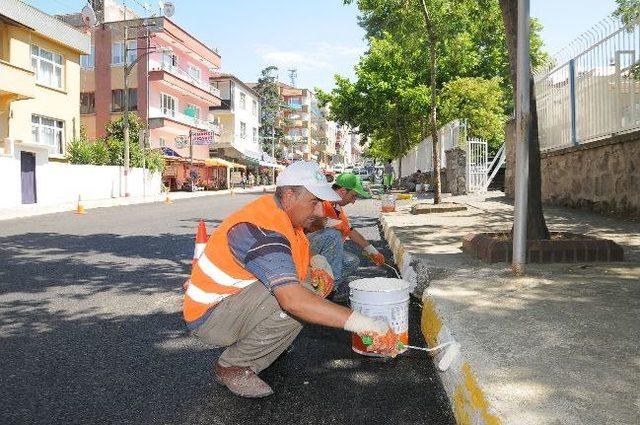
[{"left": 373, "top": 263, "right": 460, "bottom": 371}]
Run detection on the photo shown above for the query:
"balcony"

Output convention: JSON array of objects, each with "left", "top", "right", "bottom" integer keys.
[
  {"left": 149, "top": 106, "right": 220, "bottom": 132},
  {"left": 149, "top": 60, "right": 221, "bottom": 98},
  {"left": 0, "top": 61, "right": 35, "bottom": 100}
]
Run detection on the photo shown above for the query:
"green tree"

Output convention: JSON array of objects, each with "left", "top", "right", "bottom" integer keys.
[
  {"left": 440, "top": 77, "right": 506, "bottom": 152},
  {"left": 105, "top": 114, "right": 145, "bottom": 148},
  {"left": 66, "top": 137, "right": 93, "bottom": 164},
  {"left": 614, "top": 0, "right": 640, "bottom": 26},
  {"left": 254, "top": 66, "right": 288, "bottom": 159},
  {"left": 90, "top": 139, "right": 110, "bottom": 165},
  {"left": 317, "top": 33, "right": 430, "bottom": 177}
]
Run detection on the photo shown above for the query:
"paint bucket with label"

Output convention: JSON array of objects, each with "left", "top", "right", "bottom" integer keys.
[
  {"left": 349, "top": 277, "right": 410, "bottom": 356},
  {"left": 381, "top": 194, "right": 396, "bottom": 212}
]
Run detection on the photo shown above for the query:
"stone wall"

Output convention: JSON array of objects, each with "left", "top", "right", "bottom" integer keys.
[
  {"left": 445, "top": 147, "right": 467, "bottom": 195},
  {"left": 505, "top": 127, "right": 640, "bottom": 218}
]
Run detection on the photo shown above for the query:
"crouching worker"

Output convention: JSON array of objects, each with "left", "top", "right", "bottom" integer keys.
[
  {"left": 183, "top": 161, "right": 399, "bottom": 398},
  {"left": 306, "top": 172, "right": 386, "bottom": 301}
]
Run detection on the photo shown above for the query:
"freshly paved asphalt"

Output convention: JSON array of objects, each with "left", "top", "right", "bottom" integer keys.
[{"left": 0, "top": 193, "right": 454, "bottom": 425}]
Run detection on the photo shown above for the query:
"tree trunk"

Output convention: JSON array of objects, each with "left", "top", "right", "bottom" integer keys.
[
  {"left": 499, "top": 0, "right": 550, "bottom": 240},
  {"left": 419, "top": 0, "right": 441, "bottom": 204},
  {"left": 429, "top": 43, "right": 441, "bottom": 204}
]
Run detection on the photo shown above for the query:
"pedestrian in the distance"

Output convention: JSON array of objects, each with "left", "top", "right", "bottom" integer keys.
[{"left": 383, "top": 159, "right": 394, "bottom": 192}]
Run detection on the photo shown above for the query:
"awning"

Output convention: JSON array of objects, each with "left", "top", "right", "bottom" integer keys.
[
  {"left": 205, "top": 157, "right": 246, "bottom": 169},
  {"left": 260, "top": 160, "right": 285, "bottom": 170},
  {"left": 161, "top": 147, "right": 181, "bottom": 157}
]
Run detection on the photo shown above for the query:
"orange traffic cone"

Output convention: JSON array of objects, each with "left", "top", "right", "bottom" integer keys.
[
  {"left": 183, "top": 220, "right": 208, "bottom": 290},
  {"left": 192, "top": 219, "right": 208, "bottom": 268},
  {"left": 164, "top": 191, "right": 173, "bottom": 204},
  {"left": 74, "top": 194, "right": 86, "bottom": 215}
]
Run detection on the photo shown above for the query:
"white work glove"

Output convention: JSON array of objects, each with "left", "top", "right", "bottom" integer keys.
[{"left": 343, "top": 311, "right": 389, "bottom": 334}]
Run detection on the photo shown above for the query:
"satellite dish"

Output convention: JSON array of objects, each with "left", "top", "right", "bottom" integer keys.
[
  {"left": 81, "top": 3, "right": 97, "bottom": 27},
  {"left": 163, "top": 2, "right": 175, "bottom": 18}
]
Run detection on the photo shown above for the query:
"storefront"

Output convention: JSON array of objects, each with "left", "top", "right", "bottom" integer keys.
[{"left": 162, "top": 152, "right": 230, "bottom": 192}]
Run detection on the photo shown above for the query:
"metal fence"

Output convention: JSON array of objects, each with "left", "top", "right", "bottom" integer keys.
[
  {"left": 395, "top": 119, "right": 467, "bottom": 178},
  {"left": 534, "top": 17, "right": 640, "bottom": 151},
  {"left": 467, "top": 138, "right": 488, "bottom": 192}
]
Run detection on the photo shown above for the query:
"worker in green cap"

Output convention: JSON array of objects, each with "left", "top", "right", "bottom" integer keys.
[{"left": 306, "top": 172, "right": 386, "bottom": 301}]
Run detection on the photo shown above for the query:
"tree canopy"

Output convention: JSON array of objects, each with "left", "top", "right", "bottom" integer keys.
[{"left": 321, "top": 0, "right": 548, "bottom": 160}]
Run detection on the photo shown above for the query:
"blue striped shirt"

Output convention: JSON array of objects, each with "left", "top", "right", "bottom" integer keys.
[{"left": 227, "top": 222, "right": 299, "bottom": 292}]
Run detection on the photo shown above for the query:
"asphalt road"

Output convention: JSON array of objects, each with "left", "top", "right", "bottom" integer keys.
[{"left": 0, "top": 193, "right": 454, "bottom": 425}]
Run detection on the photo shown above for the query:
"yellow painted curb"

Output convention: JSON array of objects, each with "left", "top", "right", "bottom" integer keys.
[{"left": 380, "top": 215, "right": 502, "bottom": 425}]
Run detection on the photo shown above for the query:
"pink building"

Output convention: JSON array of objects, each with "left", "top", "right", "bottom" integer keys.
[{"left": 59, "top": 3, "right": 226, "bottom": 190}]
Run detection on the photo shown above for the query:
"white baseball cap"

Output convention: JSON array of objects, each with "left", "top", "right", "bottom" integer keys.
[{"left": 276, "top": 161, "right": 341, "bottom": 202}]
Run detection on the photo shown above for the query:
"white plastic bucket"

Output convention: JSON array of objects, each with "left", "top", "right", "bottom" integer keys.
[
  {"left": 381, "top": 194, "right": 396, "bottom": 212},
  {"left": 349, "top": 277, "right": 410, "bottom": 356}
]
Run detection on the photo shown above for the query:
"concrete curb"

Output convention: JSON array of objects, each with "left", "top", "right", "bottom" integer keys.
[
  {"left": 380, "top": 213, "right": 502, "bottom": 425},
  {"left": 0, "top": 186, "right": 275, "bottom": 221}
]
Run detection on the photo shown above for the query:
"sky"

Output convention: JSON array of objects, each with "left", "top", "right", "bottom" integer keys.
[{"left": 26, "top": 0, "right": 620, "bottom": 91}]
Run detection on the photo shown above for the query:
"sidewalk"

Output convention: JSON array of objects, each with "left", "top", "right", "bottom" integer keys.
[
  {"left": 381, "top": 192, "right": 640, "bottom": 425},
  {"left": 0, "top": 186, "right": 275, "bottom": 221}
]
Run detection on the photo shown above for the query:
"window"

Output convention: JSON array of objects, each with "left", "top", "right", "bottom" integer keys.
[
  {"left": 80, "top": 92, "right": 95, "bottom": 114},
  {"left": 111, "top": 41, "right": 136, "bottom": 65},
  {"left": 31, "top": 115, "right": 64, "bottom": 154},
  {"left": 252, "top": 127, "right": 258, "bottom": 143},
  {"left": 111, "top": 89, "right": 137, "bottom": 112},
  {"left": 252, "top": 100, "right": 258, "bottom": 116},
  {"left": 81, "top": 45, "right": 95, "bottom": 68},
  {"left": 31, "top": 45, "right": 63, "bottom": 89},
  {"left": 111, "top": 42, "right": 124, "bottom": 65},
  {"left": 187, "top": 64, "right": 201, "bottom": 81},
  {"left": 159, "top": 138, "right": 166, "bottom": 147},
  {"left": 240, "top": 92, "right": 246, "bottom": 110},
  {"left": 240, "top": 122, "right": 247, "bottom": 139},
  {"left": 161, "top": 93, "right": 177, "bottom": 117},
  {"left": 127, "top": 41, "right": 137, "bottom": 63}
]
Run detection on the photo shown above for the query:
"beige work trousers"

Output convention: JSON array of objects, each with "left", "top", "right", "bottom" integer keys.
[{"left": 192, "top": 282, "right": 303, "bottom": 373}]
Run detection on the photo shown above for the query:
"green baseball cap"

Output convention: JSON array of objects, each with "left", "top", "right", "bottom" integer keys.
[{"left": 335, "top": 173, "right": 371, "bottom": 198}]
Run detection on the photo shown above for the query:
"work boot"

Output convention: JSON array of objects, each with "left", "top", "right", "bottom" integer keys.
[{"left": 213, "top": 362, "right": 274, "bottom": 398}]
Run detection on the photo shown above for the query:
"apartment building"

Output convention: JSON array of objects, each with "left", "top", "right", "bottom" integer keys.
[
  {"left": 210, "top": 73, "right": 263, "bottom": 165},
  {"left": 277, "top": 82, "right": 313, "bottom": 162},
  {"left": 0, "top": 0, "right": 90, "bottom": 205},
  {"left": 63, "top": 0, "right": 222, "bottom": 162}
]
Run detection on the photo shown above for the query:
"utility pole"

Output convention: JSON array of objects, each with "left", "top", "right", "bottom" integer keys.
[
  {"left": 123, "top": 25, "right": 130, "bottom": 197},
  {"left": 271, "top": 125, "right": 276, "bottom": 184},
  {"left": 512, "top": 0, "right": 531, "bottom": 275},
  {"left": 189, "top": 129, "right": 194, "bottom": 191}
]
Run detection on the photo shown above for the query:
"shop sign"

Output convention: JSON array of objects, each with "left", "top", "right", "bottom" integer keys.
[{"left": 192, "top": 131, "right": 214, "bottom": 145}]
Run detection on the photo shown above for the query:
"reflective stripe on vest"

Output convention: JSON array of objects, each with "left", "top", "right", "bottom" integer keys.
[
  {"left": 197, "top": 254, "right": 256, "bottom": 288},
  {"left": 185, "top": 281, "right": 227, "bottom": 305}
]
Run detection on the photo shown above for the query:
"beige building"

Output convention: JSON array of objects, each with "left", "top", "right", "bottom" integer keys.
[
  {"left": 0, "top": 0, "right": 90, "bottom": 204},
  {"left": 0, "top": 0, "right": 90, "bottom": 157}
]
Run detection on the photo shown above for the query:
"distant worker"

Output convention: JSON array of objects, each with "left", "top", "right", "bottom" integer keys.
[
  {"left": 183, "top": 161, "right": 399, "bottom": 398},
  {"left": 306, "top": 173, "right": 386, "bottom": 301},
  {"left": 383, "top": 159, "right": 394, "bottom": 192}
]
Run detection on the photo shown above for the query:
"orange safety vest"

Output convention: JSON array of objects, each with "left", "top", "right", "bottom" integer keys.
[
  {"left": 322, "top": 201, "right": 351, "bottom": 240},
  {"left": 183, "top": 195, "right": 310, "bottom": 323}
]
